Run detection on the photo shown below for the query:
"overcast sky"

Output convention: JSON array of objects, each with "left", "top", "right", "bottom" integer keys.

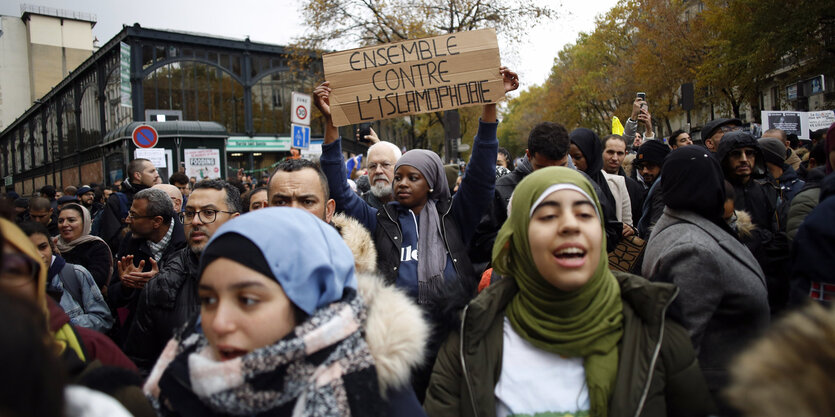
[{"left": 2, "top": 0, "right": 620, "bottom": 96}]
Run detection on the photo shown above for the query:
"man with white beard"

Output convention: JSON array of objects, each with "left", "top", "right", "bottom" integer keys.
[{"left": 361, "top": 140, "right": 402, "bottom": 210}]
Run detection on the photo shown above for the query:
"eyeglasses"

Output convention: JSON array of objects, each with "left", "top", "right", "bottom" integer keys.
[
  {"left": 127, "top": 212, "right": 157, "bottom": 220},
  {"left": 368, "top": 162, "right": 393, "bottom": 171},
  {"left": 729, "top": 149, "right": 755, "bottom": 159},
  {"left": 179, "top": 209, "right": 236, "bottom": 224}
]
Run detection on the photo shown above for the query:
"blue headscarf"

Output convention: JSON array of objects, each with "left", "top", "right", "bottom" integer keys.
[{"left": 198, "top": 207, "right": 357, "bottom": 315}]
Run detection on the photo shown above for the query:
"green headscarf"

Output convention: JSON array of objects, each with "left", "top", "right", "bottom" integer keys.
[{"left": 493, "top": 166, "right": 623, "bottom": 416}]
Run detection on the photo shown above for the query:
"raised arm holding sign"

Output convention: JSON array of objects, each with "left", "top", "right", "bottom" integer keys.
[
  {"left": 316, "top": 65, "right": 520, "bottom": 399},
  {"left": 315, "top": 36, "right": 520, "bottom": 342},
  {"left": 314, "top": 66, "right": 518, "bottom": 145}
]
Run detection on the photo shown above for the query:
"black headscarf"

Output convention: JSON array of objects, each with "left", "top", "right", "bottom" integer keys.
[
  {"left": 570, "top": 128, "right": 616, "bottom": 213},
  {"left": 200, "top": 232, "right": 275, "bottom": 282},
  {"left": 662, "top": 146, "right": 734, "bottom": 235}
]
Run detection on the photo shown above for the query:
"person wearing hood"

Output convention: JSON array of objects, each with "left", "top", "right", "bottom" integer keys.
[
  {"left": 758, "top": 136, "right": 805, "bottom": 204},
  {"left": 642, "top": 146, "right": 769, "bottom": 413},
  {"left": 425, "top": 167, "right": 714, "bottom": 417},
  {"left": 716, "top": 131, "right": 790, "bottom": 314},
  {"left": 143, "top": 208, "right": 429, "bottom": 416},
  {"left": 98, "top": 158, "right": 160, "bottom": 254},
  {"left": 570, "top": 128, "right": 634, "bottom": 237},
  {"left": 716, "top": 131, "right": 781, "bottom": 230}
]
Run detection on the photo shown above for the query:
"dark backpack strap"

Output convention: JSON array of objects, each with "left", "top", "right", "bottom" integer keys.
[{"left": 58, "top": 263, "right": 84, "bottom": 306}]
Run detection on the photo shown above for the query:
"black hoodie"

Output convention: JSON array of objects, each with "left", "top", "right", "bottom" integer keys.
[
  {"left": 716, "top": 131, "right": 777, "bottom": 230},
  {"left": 718, "top": 132, "right": 790, "bottom": 314}
]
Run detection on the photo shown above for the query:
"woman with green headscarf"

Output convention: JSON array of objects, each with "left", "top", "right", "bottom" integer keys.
[{"left": 424, "top": 167, "right": 714, "bottom": 417}]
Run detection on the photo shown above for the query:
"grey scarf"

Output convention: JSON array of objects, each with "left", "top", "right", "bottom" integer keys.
[{"left": 396, "top": 150, "right": 450, "bottom": 304}]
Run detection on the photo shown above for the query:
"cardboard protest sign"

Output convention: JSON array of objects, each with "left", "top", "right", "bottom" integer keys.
[{"left": 323, "top": 29, "right": 503, "bottom": 127}]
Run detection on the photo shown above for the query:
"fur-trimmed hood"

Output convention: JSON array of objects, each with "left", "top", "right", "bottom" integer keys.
[
  {"left": 357, "top": 272, "right": 429, "bottom": 395},
  {"left": 332, "top": 212, "right": 378, "bottom": 274},
  {"left": 734, "top": 210, "right": 756, "bottom": 239}
]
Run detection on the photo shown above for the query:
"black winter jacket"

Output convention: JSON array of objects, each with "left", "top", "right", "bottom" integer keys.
[
  {"left": 98, "top": 181, "right": 149, "bottom": 255},
  {"left": 717, "top": 132, "right": 790, "bottom": 314},
  {"left": 107, "top": 220, "right": 187, "bottom": 344},
  {"left": 620, "top": 168, "right": 645, "bottom": 227},
  {"left": 61, "top": 239, "right": 112, "bottom": 289},
  {"left": 123, "top": 247, "right": 200, "bottom": 373},
  {"left": 470, "top": 156, "right": 621, "bottom": 264}
]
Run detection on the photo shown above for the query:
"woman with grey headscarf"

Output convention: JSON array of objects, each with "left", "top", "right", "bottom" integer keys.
[{"left": 315, "top": 67, "right": 520, "bottom": 400}]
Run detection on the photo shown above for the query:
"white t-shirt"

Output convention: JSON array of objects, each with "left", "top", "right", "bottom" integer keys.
[{"left": 495, "top": 317, "right": 590, "bottom": 417}]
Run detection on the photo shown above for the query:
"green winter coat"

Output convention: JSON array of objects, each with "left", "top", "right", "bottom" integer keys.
[
  {"left": 787, "top": 186, "right": 820, "bottom": 242},
  {"left": 424, "top": 271, "right": 715, "bottom": 417}
]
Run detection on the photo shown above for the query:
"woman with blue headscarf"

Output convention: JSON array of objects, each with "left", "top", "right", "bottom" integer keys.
[{"left": 143, "top": 207, "right": 429, "bottom": 416}]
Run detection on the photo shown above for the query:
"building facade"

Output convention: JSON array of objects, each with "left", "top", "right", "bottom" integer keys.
[{"left": 0, "top": 18, "right": 327, "bottom": 195}]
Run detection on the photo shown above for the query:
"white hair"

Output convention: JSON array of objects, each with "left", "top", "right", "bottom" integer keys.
[{"left": 367, "top": 141, "right": 402, "bottom": 161}]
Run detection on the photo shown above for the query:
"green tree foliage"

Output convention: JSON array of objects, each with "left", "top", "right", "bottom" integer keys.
[
  {"left": 501, "top": 0, "right": 833, "bottom": 139},
  {"left": 698, "top": 0, "right": 835, "bottom": 117}
]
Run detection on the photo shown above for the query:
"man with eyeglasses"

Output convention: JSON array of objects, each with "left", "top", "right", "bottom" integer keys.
[
  {"left": 98, "top": 158, "right": 161, "bottom": 255},
  {"left": 363, "top": 139, "right": 402, "bottom": 210},
  {"left": 107, "top": 188, "right": 187, "bottom": 344},
  {"left": 123, "top": 179, "right": 241, "bottom": 373},
  {"left": 701, "top": 118, "right": 742, "bottom": 153}
]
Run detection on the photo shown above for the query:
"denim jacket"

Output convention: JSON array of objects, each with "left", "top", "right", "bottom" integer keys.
[{"left": 47, "top": 257, "right": 114, "bottom": 333}]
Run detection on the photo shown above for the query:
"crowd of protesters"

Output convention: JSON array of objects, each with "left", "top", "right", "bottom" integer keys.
[{"left": 1, "top": 66, "right": 834, "bottom": 417}]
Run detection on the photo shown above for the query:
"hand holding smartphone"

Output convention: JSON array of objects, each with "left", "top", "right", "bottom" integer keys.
[
  {"left": 356, "top": 123, "right": 372, "bottom": 143},
  {"left": 637, "top": 92, "right": 648, "bottom": 111}
]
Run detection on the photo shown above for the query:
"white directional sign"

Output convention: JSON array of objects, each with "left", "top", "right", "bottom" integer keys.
[{"left": 291, "top": 92, "right": 312, "bottom": 126}]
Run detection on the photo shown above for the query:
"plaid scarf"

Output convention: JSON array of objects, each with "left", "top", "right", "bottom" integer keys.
[
  {"left": 144, "top": 290, "right": 385, "bottom": 416},
  {"left": 147, "top": 222, "right": 174, "bottom": 261}
]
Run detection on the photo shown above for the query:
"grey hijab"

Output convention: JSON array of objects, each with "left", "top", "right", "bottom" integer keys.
[{"left": 395, "top": 150, "right": 450, "bottom": 304}]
